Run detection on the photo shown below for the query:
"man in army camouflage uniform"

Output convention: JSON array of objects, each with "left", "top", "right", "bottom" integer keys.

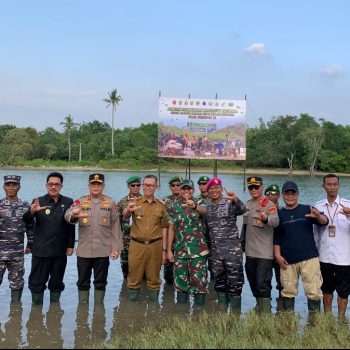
[
  {"left": 203, "top": 178, "right": 246, "bottom": 313},
  {"left": 117, "top": 176, "right": 142, "bottom": 279},
  {"left": 167, "top": 179, "right": 209, "bottom": 305},
  {"left": 65, "top": 173, "right": 123, "bottom": 304},
  {"left": 162, "top": 175, "right": 183, "bottom": 285},
  {"left": 196, "top": 176, "right": 211, "bottom": 205},
  {"left": 0, "top": 175, "right": 34, "bottom": 302}
]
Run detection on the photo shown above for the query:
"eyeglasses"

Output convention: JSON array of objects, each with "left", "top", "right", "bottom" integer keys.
[
  {"left": 248, "top": 185, "right": 260, "bottom": 191},
  {"left": 89, "top": 183, "right": 103, "bottom": 187},
  {"left": 47, "top": 183, "right": 62, "bottom": 188},
  {"left": 198, "top": 182, "right": 208, "bottom": 186},
  {"left": 266, "top": 191, "right": 279, "bottom": 196},
  {"left": 170, "top": 183, "right": 181, "bottom": 187},
  {"left": 130, "top": 183, "right": 141, "bottom": 188},
  {"left": 142, "top": 183, "right": 156, "bottom": 188}
]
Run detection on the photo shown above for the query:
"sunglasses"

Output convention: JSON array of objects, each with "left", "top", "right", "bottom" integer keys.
[
  {"left": 248, "top": 185, "right": 260, "bottom": 191},
  {"left": 181, "top": 186, "right": 193, "bottom": 190},
  {"left": 170, "top": 183, "right": 181, "bottom": 187},
  {"left": 198, "top": 182, "right": 208, "bottom": 186},
  {"left": 266, "top": 191, "right": 279, "bottom": 196},
  {"left": 130, "top": 183, "right": 141, "bottom": 188}
]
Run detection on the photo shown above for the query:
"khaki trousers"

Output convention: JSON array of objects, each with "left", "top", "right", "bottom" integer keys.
[
  {"left": 281, "top": 257, "right": 323, "bottom": 300},
  {"left": 127, "top": 239, "right": 162, "bottom": 290}
]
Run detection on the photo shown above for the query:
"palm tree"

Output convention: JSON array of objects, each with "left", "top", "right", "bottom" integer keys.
[
  {"left": 103, "top": 89, "right": 123, "bottom": 156},
  {"left": 60, "top": 114, "right": 79, "bottom": 162}
]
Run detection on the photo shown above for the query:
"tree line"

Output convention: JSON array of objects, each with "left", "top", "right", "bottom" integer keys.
[{"left": 0, "top": 113, "right": 349, "bottom": 174}]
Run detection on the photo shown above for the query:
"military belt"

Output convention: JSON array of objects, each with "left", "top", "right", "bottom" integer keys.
[{"left": 131, "top": 237, "right": 161, "bottom": 245}]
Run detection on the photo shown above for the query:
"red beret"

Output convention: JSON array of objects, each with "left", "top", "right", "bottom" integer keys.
[{"left": 206, "top": 177, "right": 222, "bottom": 191}]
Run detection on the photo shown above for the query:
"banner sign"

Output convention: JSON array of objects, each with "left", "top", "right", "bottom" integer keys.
[{"left": 158, "top": 97, "right": 246, "bottom": 160}]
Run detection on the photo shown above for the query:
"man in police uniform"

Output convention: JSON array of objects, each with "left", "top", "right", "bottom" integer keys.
[
  {"left": 0, "top": 175, "right": 34, "bottom": 302},
  {"left": 162, "top": 175, "right": 183, "bottom": 285},
  {"left": 243, "top": 176, "right": 279, "bottom": 312},
  {"left": 123, "top": 175, "right": 168, "bottom": 302},
  {"left": 24, "top": 172, "right": 75, "bottom": 305},
  {"left": 65, "top": 173, "right": 123, "bottom": 304},
  {"left": 197, "top": 176, "right": 211, "bottom": 205},
  {"left": 117, "top": 176, "right": 142, "bottom": 279}
]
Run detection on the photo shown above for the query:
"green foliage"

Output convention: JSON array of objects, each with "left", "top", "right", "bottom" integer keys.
[{"left": 0, "top": 113, "right": 349, "bottom": 173}]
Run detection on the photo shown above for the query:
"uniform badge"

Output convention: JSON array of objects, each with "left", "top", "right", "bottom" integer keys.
[
  {"left": 83, "top": 218, "right": 88, "bottom": 224},
  {"left": 45, "top": 209, "right": 51, "bottom": 215}
]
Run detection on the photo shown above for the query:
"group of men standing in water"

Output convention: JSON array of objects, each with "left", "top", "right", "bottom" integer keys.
[{"left": 1, "top": 171, "right": 350, "bottom": 318}]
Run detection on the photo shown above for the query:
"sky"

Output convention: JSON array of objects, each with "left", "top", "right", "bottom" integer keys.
[{"left": 1, "top": 0, "right": 349, "bottom": 132}]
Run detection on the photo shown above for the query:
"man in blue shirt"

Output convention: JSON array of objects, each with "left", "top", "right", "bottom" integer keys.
[{"left": 274, "top": 181, "right": 328, "bottom": 314}]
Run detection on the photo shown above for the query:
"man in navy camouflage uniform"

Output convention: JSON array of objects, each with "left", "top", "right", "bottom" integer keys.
[
  {"left": 163, "top": 175, "right": 183, "bottom": 285},
  {"left": 117, "top": 176, "right": 142, "bottom": 279},
  {"left": 167, "top": 179, "right": 209, "bottom": 305},
  {"left": 0, "top": 175, "right": 34, "bottom": 302},
  {"left": 203, "top": 177, "right": 246, "bottom": 313}
]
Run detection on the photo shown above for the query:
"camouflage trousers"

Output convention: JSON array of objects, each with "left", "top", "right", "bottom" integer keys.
[
  {"left": 0, "top": 258, "right": 25, "bottom": 290},
  {"left": 210, "top": 254, "right": 244, "bottom": 297},
  {"left": 174, "top": 255, "right": 208, "bottom": 294},
  {"left": 120, "top": 234, "right": 131, "bottom": 278}
]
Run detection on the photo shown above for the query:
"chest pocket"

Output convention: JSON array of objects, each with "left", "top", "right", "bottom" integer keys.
[
  {"left": 79, "top": 215, "right": 91, "bottom": 226},
  {"left": 100, "top": 215, "right": 111, "bottom": 226}
]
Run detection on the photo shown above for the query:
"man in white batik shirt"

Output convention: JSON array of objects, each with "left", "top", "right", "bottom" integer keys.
[{"left": 314, "top": 174, "right": 350, "bottom": 318}]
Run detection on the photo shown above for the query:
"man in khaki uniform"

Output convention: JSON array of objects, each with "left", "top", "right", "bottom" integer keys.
[
  {"left": 123, "top": 175, "right": 168, "bottom": 301},
  {"left": 65, "top": 173, "right": 123, "bottom": 304}
]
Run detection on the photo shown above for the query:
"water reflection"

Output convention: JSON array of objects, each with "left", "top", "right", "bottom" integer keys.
[{"left": 1, "top": 303, "right": 23, "bottom": 348}]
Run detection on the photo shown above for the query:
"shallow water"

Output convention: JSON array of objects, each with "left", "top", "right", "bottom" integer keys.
[{"left": 0, "top": 169, "right": 349, "bottom": 348}]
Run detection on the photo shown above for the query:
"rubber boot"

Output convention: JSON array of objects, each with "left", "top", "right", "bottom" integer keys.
[
  {"left": 32, "top": 292, "right": 44, "bottom": 305},
  {"left": 128, "top": 288, "right": 140, "bottom": 301},
  {"left": 228, "top": 295, "right": 241, "bottom": 315},
  {"left": 308, "top": 299, "right": 321, "bottom": 314},
  {"left": 50, "top": 291, "right": 61, "bottom": 303},
  {"left": 79, "top": 290, "right": 90, "bottom": 304},
  {"left": 194, "top": 293, "right": 206, "bottom": 306},
  {"left": 177, "top": 291, "right": 189, "bottom": 304},
  {"left": 94, "top": 290, "right": 105, "bottom": 305},
  {"left": 282, "top": 297, "right": 295, "bottom": 311},
  {"left": 11, "top": 288, "right": 23, "bottom": 303},
  {"left": 217, "top": 292, "right": 229, "bottom": 304},
  {"left": 256, "top": 298, "right": 271, "bottom": 313},
  {"left": 147, "top": 289, "right": 159, "bottom": 302}
]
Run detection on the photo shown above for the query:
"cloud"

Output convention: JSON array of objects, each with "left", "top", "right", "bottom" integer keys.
[
  {"left": 318, "top": 64, "right": 342, "bottom": 78},
  {"left": 244, "top": 43, "right": 268, "bottom": 56}
]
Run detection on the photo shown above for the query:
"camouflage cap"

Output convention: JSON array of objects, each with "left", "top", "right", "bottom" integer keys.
[
  {"left": 169, "top": 176, "right": 183, "bottom": 184},
  {"left": 89, "top": 173, "right": 105, "bottom": 183},
  {"left": 4, "top": 175, "right": 21, "bottom": 184},
  {"left": 264, "top": 184, "right": 280, "bottom": 195},
  {"left": 127, "top": 176, "right": 141, "bottom": 185},
  {"left": 180, "top": 179, "right": 194, "bottom": 189},
  {"left": 197, "top": 176, "right": 210, "bottom": 184}
]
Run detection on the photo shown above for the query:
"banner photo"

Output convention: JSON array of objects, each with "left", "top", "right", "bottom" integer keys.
[{"left": 158, "top": 97, "right": 246, "bottom": 160}]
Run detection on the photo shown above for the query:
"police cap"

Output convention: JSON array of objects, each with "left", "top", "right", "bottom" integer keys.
[{"left": 89, "top": 173, "right": 105, "bottom": 183}]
